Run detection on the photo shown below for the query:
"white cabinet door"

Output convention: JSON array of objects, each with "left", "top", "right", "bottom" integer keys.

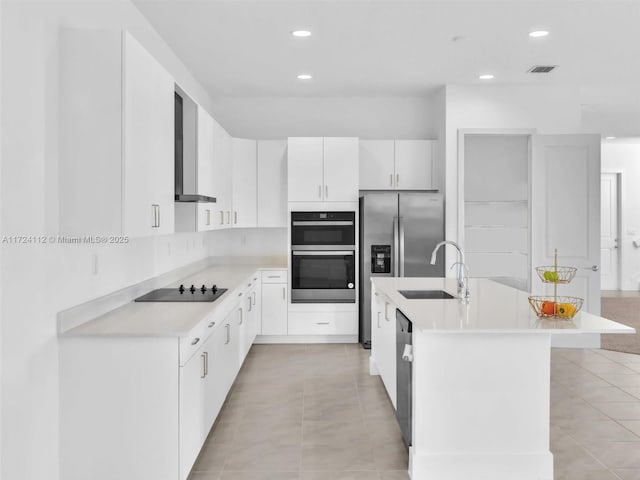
[
  {"left": 261, "top": 283, "right": 288, "bottom": 335},
  {"left": 202, "top": 322, "right": 228, "bottom": 431},
  {"left": 288, "top": 137, "right": 324, "bottom": 202},
  {"left": 375, "top": 296, "right": 397, "bottom": 409},
  {"left": 122, "top": 32, "right": 175, "bottom": 237},
  {"left": 232, "top": 138, "right": 257, "bottom": 228},
  {"left": 197, "top": 107, "right": 216, "bottom": 198},
  {"left": 257, "top": 140, "right": 287, "bottom": 227},
  {"left": 212, "top": 120, "right": 233, "bottom": 228},
  {"left": 323, "top": 137, "right": 359, "bottom": 201},
  {"left": 394, "top": 140, "right": 433, "bottom": 190},
  {"left": 179, "top": 347, "right": 206, "bottom": 480},
  {"left": 360, "top": 140, "right": 395, "bottom": 190}
]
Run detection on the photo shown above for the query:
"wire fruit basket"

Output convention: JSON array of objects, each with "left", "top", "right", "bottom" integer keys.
[
  {"left": 528, "top": 296, "right": 583, "bottom": 319},
  {"left": 528, "top": 249, "right": 583, "bottom": 320}
]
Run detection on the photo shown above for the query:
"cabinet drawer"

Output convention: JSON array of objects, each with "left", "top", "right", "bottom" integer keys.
[
  {"left": 179, "top": 316, "right": 219, "bottom": 366},
  {"left": 288, "top": 311, "right": 357, "bottom": 336},
  {"left": 261, "top": 270, "right": 287, "bottom": 283}
]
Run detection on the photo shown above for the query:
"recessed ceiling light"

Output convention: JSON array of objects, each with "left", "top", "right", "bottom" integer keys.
[
  {"left": 478, "top": 74, "right": 494, "bottom": 80},
  {"left": 605, "top": 136, "right": 616, "bottom": 140},
  {"left": 291, "top": 30, "right": 311, "bottom": 37},
  {"left": 297, "top": 74, "right": 312, "bottom": 80},
  {"left": 529, "top": 30, "right": 549, "bottom": 38}
]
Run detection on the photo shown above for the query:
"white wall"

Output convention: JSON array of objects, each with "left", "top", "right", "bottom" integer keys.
[
  {"left": 208, "top": 228, "right": 287, "bottom": 259},
  {"left": 602, "top": 140, "right": 640, "bottom": 290},
  {"left": 210, "top": 96, "right": 438, "bottom": 139},
  {"left": 0, "top": 2, "right": 219, "bottom": 479}
]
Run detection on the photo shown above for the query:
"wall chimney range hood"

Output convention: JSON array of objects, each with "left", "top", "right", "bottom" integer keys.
[{"left": 175, "top": 92, "right": 216, "bottom": 203}]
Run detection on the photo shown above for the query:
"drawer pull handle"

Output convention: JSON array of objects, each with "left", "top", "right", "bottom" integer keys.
[
  {"left": 208, "top": 321, "right": 215, "bottom": 328},
  {"left": 191, "top": 337, "right": 200, "bottom": 346},
  {"left": 238, "top": 292, "right": 243, "bottom": 297},
  {"left": 268, "top": 275, "right": 280, "bottom": 278},
  {"left": 225, "top": 324, "right": 230, "bottom": 344},
  {"left": 316, "top": 322, "right": 330, "bottom": 325}
]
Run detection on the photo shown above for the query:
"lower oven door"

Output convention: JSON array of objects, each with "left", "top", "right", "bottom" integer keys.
[{"left": 291, "top": 250, "right": 356, "bottom": 303}]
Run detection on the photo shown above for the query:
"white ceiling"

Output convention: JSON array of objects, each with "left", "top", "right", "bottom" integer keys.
[{"left": 133, "top": 0, "right": 640, "bottom": 136}]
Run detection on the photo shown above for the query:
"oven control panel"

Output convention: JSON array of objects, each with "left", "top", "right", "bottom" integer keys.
[{"left": 371, "top": 245, "right": 391, "bottom": 273}]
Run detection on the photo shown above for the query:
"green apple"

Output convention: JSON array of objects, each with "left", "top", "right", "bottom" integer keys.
[{"left": 543, "top": 270, "right": 559, "bottom": 282}]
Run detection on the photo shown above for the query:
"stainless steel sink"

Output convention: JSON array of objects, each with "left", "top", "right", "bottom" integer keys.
[{"left": 398, "top": 290, "right": 457, "bottom": 300}]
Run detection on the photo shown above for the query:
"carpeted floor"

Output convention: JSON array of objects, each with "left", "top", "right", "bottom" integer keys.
[{"left": 601, "top": 296, "right": 640, "bottom": 355}]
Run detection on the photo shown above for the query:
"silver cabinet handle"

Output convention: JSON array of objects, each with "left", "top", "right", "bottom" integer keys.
[
  {"left": 201, "top": 353, "right": 207, "bottom": 379},
  {"left": 325, "top": 185, "right": 328, "bottom": 198},
  {"left": 396, "top": 173, "right": 400, "bottom": 186},
  {"left": 152, "top": 204, "right": 160, "bottom": 228},
  {"left": 268, "top": 275, "right": 280, "bottom": 278},
  {"left": 234, "top": 211, "right": 238, "bottom": 224},
  {"left": 318, "top": 185, "right": 322, "bottom": 198},
  {"left": 384, "top": 302, "right": 390, "bottom": 321},
  {"left": 393, "top": 216, "right": 399, "bottom": 277},
  {"left": 390, "top": 174, "right": 393, "bottom": 186},
  {"left": 205, "top": 209, "right": 211, "bottom": 226},
  {"left": 225, "top": 324, "right": 230, "bottom": 344},
  {"left": 157, "top": 205, "right": 160, "bottom": 228},
  {"left": 204, "top": 352, "right": 208, "bottom": 377},
  {"left": 316, "top": 322, "right": 330, "bottom": 325},
  {"left": 208, "top": 321, "right": 215, "bottom": 328},
  {"left": 219, "top": 211, "right": 224, "bottom": 225},
  {"left": 191, "top": 337, "right": 200, "bottom": 346},
  {"left": 248, "top": 297, "right": 252, "bottom": 312},
  {"left": 282, "top": 287, "right": 286, "bottom": 300},
  {"left": 377, "top": 311, "right": 381, "bottom": 329},
  {"left": 252, "top": 291, "right": 256, "bottom": 305},
  {"left": 238, "top": 308, "right": 243, "bottom": 325},
  {"left": 399, "top": 216, "right": 405, "bottom": 277}
]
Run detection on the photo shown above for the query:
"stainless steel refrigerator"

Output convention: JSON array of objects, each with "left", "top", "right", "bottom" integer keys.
[{"left": 359, "top": 192, "right": 445, "bottom": 348}]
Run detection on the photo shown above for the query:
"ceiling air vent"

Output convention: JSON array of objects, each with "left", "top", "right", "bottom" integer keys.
[{"left": 528, "top": 65, "right": 557, "bottom": 74}]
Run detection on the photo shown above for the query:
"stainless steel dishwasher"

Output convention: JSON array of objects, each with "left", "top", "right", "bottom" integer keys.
[{"left": 396, "top": 309, "right": 413, "bottom": 447}]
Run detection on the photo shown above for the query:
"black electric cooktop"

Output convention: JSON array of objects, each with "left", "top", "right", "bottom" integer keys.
[{"left": 135, "top": 285, "right": 227, "bottom": 303}]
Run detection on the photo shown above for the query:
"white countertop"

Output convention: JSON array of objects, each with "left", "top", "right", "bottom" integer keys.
[
  {"left": 64, "top": 263, "right": 286, "bottom": 338},
  {"left": 372, "top": 277, "right": 635, "bottom": 334}
]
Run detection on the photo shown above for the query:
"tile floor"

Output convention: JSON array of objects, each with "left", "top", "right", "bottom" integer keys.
[{"left": 189, "top": 344, "right": 640, "bottom": 480}]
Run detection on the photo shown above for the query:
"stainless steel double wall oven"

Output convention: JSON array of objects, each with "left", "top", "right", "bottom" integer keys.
[{"left": 290, "top": 211, "right": 356, "bottom": 303}]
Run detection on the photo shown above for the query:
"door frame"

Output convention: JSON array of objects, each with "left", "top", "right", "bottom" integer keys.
[
  {"left": 457, "top": 129, "right": 536, "bottom": 285},
  {"left": 601, "top": 171, "right": 623, "bottom": 291}
]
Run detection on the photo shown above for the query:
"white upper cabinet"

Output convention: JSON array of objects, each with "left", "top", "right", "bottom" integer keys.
[
  {"left": 257, "top": 140, "right": 287, "bottom": 227},
  {"left": 232, "top": 138, "right": 257, "bottom": 228},
  {"left": 323, "top": 137, "right": 359, "bottom": 201},
  {"left": 212, "top": 120, "right": 233, "bottom": 228},
  {"left": 359, "top": 140, "right": 396, "bottom": 190},
  {"left": 288, "top": 137, "right": 359, "bottom": 202},
  {"left": 394, "top": 140, "right": 434, "bottom": 190},
  {"left": 359, "top": 140, "right": 435, "bottom": 191},
  {"left": 197, "top": 107, "right": 216, "bottom": 198},
  {"left": 59, "top": 29, "right": 174, "bottom": 237},
  {"left": 287, "top": 137, "right": 325, "bottom": 201}
]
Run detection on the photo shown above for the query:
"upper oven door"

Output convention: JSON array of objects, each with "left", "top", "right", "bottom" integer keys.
[{"left": 291, "top": 211, "right": 356, "bottom": 247}]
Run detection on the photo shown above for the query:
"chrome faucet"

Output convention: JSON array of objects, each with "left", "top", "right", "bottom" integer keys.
[{"left": 430, "top": 240, "right": 470, "bottom": 299}]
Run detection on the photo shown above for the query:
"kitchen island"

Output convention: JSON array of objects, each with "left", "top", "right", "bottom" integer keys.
[{"left": 370, "top": 277, "right": 634, "bottom": 480}]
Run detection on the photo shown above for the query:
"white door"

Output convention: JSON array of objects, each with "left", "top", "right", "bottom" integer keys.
[
  {"left": 359, "top": 140, "right": 395, "bottom": 190},
  {"left": 178, "top": 348, "right": 206, "bottom": 479},
  {"left": 394, "top": 140, "right": 433, "bottom": 190},
  {"left": 288, "top": 137, "right": 324, "bottom": 201},
  {"left": 232, "top": 138, "right": 257, "bottom": 228},
  {"left": 257, "top": 140, "right": 288, "bottom": 227},
  {"left": 323, "top": 137, "right": 359, "bottom": 201},
  {"left": 531, "top": 134, "right": 601, "bottom": 314},
  {"left": 601, "top": 173, "right": 619, "bottom": 290}
]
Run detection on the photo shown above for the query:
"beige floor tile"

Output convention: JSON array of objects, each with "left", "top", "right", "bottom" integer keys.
[
  {"left": 619, "top": 420, "right": 640, "bottom": 436},
  {"left": 620, "top": 387, "right": 640, "bottom": 399},
  {"left": 550, "top": 437, "right": 604, "bottom": 471},
  {"left": 571, "top": 386, "right": 639, "bottom": 403},
  {"left": 551, "top": 398, "right": 611, "bottom": 423},
  {"left": 206, "top": 420, "right": 239, "bottom": 445},
  {"left": 371, "top": 441, "right": 409, "bottom": 470},
  {"left": 302, "top": 419, "right": 368, "bottom": 446},
  {"left": 591, "top": 401, "right": 640, "bottom": 420},
  {"left": 300, "top": 471, "right": 380, "bottom": 480},
  {"left": 365, "top": 419, "right": 404, "bottom": 446},
  {"left": 615, "top": 468, "right": 640, "bottom": 480},
  {"left": 562, "top": 419, "right": 640, "bottom": 443},
  {"left": 301, "top": 443, "right": 375, "bottom": 471},
  {"left": 582, "top": 442, "right": 640, "bottom": 469},
  {"left": 303, "top": 400, "right": 364, "bottom": 423},
  {"left": 597, "top": 373, "right": 640, "bottom": 388},
  {"left": 224, "top": 443, "right": 302, "bottom": 471},
  {"left": 554, "top": 468, "right": 622, "bottom": 480},
  {"left": 378, "top": 472, "right": 410, "bottom": 480},
  {"left": 597, "top": 350, "right": 640, "bottom": 363},
  {"left": 234, "top": 419, "right": 302, "bottom": 446},
  {"left": 193, "top": 443, "right": 235, "bottom": 472},
  {"left": 582, "top": 363, "right": 638, "bottom": 375},
  {"left": 219, "top": 472, "right": 300, "bottom": 480},
  {"left": 189, "top": 472, "right": 222, "bottom": 480}
]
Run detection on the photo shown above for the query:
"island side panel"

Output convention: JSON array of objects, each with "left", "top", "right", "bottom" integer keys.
[{"left": 411, "top": 332, "right": 553, "bottom": 480}]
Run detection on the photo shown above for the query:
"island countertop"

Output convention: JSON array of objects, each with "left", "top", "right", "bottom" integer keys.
[{"left": 372, "top": 277, "right": 635, "bottom": 335}]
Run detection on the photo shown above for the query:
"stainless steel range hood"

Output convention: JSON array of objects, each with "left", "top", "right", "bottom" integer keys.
[{"left": 175, "top": 91, "right": 216, "bottom": 203}]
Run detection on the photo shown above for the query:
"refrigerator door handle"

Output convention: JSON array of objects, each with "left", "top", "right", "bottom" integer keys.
[
  {"left": 393, "top": 216, "right": 399, "bottom": 277},
  {"left": 399, "top": 217, "right": 405, "bottom": 277}
]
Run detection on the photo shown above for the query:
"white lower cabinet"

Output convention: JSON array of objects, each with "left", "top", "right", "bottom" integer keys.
[
  {"left": 287, "top": 311, "right": 358, "bottom": 336},
  {"left": 260, "top": 270, "right": 288, "bottom": 335},
  {"left": 371, "top": 291, "right": 397, "bottom": 408}
]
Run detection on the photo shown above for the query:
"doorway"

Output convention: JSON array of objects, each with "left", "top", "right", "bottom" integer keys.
[{"left": 600, "top": 172, "right": 621, "bottom": 291}]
